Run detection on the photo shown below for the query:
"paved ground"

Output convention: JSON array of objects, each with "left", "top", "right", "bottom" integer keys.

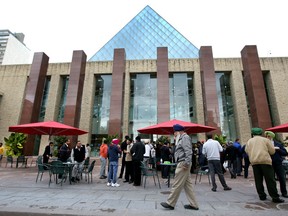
[{"left": 0, "top": 159, "right": 287, "bottom": 216}]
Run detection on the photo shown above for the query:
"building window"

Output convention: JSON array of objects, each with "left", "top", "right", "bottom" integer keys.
[
  {"left": 169, "top": 73, "right": 195, "bottom": 122},
  {"left": 91, "top": 75, "right": 112, "bottom": 138},
  {"left": 38, "top": 76, "right": 51, "bottom": 122},
  {"left": 129, "top": 74, "right": 157, "bottom": 138},
  {"left": 215, "top": 72, "right": 236, "bottom": 141},
  {"left": 57, "top": 76, "right": 69, "bottom": 122},
  {"left": 263, "top": 71, "right": 275, "bottom": 126}
]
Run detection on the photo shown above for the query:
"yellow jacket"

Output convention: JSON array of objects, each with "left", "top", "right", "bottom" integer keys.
[
  {"left": 0, "top": 146, "right": 4, "bottom": 155},
  {"left": 245, "top": 135, "right": 275, "bottom": 165}
]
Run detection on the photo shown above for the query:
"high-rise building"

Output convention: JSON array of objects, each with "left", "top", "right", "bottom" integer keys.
[
  {"left": 89, "top": 5, "right": 199, "bottom": 61},
  {"left": 0, "top": 29, "right": 32, "bottom": 65}
]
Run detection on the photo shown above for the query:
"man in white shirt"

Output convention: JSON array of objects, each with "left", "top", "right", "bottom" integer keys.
[
  {"left": 203, "top": 134, "right": 231, "bottom": 192},
  {"left": 71, "top": 141, "right": 88, "bottom": 182},
  {"left": 143, "top": 142, "right": 151, "bottom": 166}
]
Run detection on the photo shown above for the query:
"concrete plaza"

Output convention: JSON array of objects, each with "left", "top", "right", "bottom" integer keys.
[{"left": 0, "top": 158, "right": 287, "bottom": 216}]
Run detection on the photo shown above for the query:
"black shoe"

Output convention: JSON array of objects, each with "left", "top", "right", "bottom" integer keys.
[
  {"left": 71, "top": 177, "right": 76, "bottom": 182},
  {"left": 103, "top": 175, "right": 107, "bottom": 178},
  {"left": 260, "top": 196, "right": 267, "bottom": 201},
  {"left": 118, "top": 176, "right": 122, "bottom": 179},
  {"left": 272, "top": 198, "right": 285, "bottom": 203},
  {"left": 282, "top": 194, "right": 288, "bottom": 198},
  {"left": 133, "top": 183, "right": 140, "bottom": 186},
  {"left": 76, "top": 177, "right": 80, "bottom": 181},
  {"left": 211, "top": 188, "right": 217, "bottom": 192},
  {"left": 224, "top": 187, "right": 232, "bottom": 191},
  {"left": 123, "top": 180, "right": 129, "bottom": 183},
  {"left": 160, "top": 202, "right": 174, "bottom": 210},
  {"left": 237, "top": 174, "right": 243, "bottom": 176},
  {"left": 129, "top": 181, "right": 133, "bottom": 184},
  {"left": 100, "top": 176, "right": 106, "bottom": 179},
  {"left": 184, "top": 204, "right": 199, "bottom": 210}
]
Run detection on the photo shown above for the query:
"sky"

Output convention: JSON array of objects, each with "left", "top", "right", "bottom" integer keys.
[{"left": 1, "top": 0, "right": 287, "bottom": 63}]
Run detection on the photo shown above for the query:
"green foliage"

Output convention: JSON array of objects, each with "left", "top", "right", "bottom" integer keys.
[
  {"left": 4, "top": 133, "right": 27, "bottom": 156},
  {"left": 53, "top": 136, "right": 67, "bottom": 157},
  {"left": 106, "top": 134, "right": 119, "bottom": 145},
  {"left": 156, "top": 136, "right": 170, "bottom": 144},
  {"left": 213, "top": 134, "right": 227, "bottom": 145}
]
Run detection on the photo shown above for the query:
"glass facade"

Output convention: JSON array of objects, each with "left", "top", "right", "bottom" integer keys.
[
  {"left": 92, "top": 75, "right": 112, "bottom": 138},
  {"left": 263, "top": 71, "right": 275, "bottom": 126},
  {"left": 242, "top": 71, "right": 252, "bottom": 127},
  {"left": 215, "top": 72, "right": 236, "bottom": 141},
  {"left": 57, "top": 76, "right": 69, "bottom": 123},
  {"left": 38, "top": 76, "right": 51, "bottom": 122},
  {"left": 89, "top": 5, "right": 199, "bottom": 61},
  {"left": 169, "top": 73, "right": 195, "bottom": 122},
  {"left": 129, "top": 74, "right": 157, "bottom": 138}
]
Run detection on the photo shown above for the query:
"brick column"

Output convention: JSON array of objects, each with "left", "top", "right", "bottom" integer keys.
[
  {"left": 63, "top": 50, "right": 87, "bottom": 144},
  {"left": 241, "top": 45, "right": 272, "bottom": 129},
  {"left": 108, "top": 49, "right": 126, "bottom": 136},
  {"left": 157, "top": 47, "right": 170, "bottom": 123},
  {"left": 199, "top": 46, "right": 221, "bottom": 134},
  {"left": 20, "top": 52, "right": 49, "bottom": 155}
]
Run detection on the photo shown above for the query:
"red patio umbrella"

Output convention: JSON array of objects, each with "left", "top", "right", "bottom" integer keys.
[
  {"left": 137, "top": 119, "right": 216, "bottom": 135},
  {"left": 8, "top": 121, "right": 88, "bottom": 138},
  {"left": 265, "top": 122, "right": 288, "bottom": 133}
]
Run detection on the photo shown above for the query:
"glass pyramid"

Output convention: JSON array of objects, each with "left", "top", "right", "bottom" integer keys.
[{"left": 89, "top": 5, "right": 199, "bottom": 61}]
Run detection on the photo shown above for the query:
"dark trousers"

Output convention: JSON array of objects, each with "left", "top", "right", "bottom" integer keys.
[
  {"left": 243, "top": 157, "right": 250, "bottom": 178},
  {"left": 227, "top": 159, "right": 237, "bottom": 178},
  {"left": 119, "top": 156, "right": 126, "bottom": 177},
  {"left": 208, "top": 160, "right": 229, "bottom": 189},
  {"left": 133, "top": 160, "right": 142, "bottom": 185},
  {"left": 236, "top": 156, "right": 242, "bottom": 175},
  {"left": 125, "top": 161, "right": 134, "bottom": 182},
  {"left": 273, "top": 164, "right": 287, "bottom": 195},
  {"left": 161, "top": 165, "right": 170, "bottom": 178},
  {"left": 252, "top": 164, "right": 280, "bottom": 199}
]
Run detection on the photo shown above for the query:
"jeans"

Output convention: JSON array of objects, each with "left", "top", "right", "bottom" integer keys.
[
  {"left": 108, "top": 161, "right": 119, "bottom": 184},
  {"left": 100, "top": 156, "right": 107, "bottom": 177}
]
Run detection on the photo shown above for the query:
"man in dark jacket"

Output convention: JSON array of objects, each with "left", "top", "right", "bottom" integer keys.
[
  {"left": 130, "top": 136, "right": 145, "bottom": 186},
  {"left": 59, "top": 139, "right": 71, "bottom": 162},
  {"left": 119, "top": 135, "right": 129, "bottom": 178},
  {"left": 265, "top": 131, "right": 288, "bottom": 198},
  {"left": 43, "top": 142, "right": 54, "bottom": 164},
  {"left": 107, "top": 139, "right": 121, "bottom": 187},
  {"left": 225, "top": 142, "right": 238, "bottom": 179}
]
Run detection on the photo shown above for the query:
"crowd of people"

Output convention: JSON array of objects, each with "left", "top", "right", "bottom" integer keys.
[{"left": 37, "top": 124, "right": 287, "bottom": 210}]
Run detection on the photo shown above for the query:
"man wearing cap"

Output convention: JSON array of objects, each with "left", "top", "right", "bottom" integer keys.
[
  {"left": 107, "top": 139, "right": 121, "bottom": 187},
  {"left": 245, "top": 128, "right": 284, "bottom": 203},
  {"left": 161, "top": 124, "right": 199, "bottom": 211},
  {"left": 265, "top": 131, "right": 288, "bottom": 198},
  {"left": 202, "top": 134, "right": 232, "bottom": 192}
]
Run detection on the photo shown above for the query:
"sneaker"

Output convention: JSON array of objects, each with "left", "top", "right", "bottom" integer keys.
[
  {"left": 112, "top": 183, "right": 120, "bottom": 187},
  {"left": 107, "top": 182, "right": 111, "bottom": 186}
]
